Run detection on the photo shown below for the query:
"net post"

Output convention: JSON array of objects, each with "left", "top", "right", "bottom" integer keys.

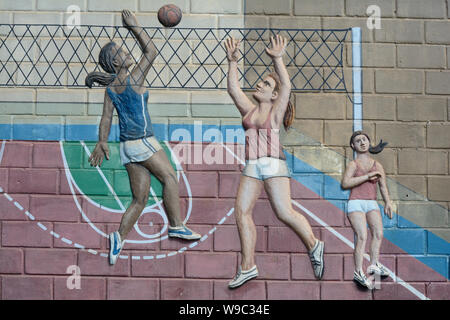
[
  {"left": 351, "top": 27, "right": 362, "bottom": 132},
  {"left": 351, "top": 27, "right": 362, "bottom": 158}
]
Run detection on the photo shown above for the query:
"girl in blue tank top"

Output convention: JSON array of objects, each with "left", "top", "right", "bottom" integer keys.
[{"left": 85, "top": 10, "right": 201, "bottom": 266}]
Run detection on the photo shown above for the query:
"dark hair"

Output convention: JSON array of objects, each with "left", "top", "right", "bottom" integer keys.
[
  {"left": 85, "top": 41, "right": 118, "bottom": 88},
  {"left": 350, "top": 130, "right": 388, "bottom": 154},
  {"left": 267, "top": 72, "right": 295, "bottom": 130}
]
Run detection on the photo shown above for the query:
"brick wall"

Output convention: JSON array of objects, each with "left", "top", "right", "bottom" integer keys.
[
  {"left": 246, "top": 0, "right": 449, "bottom": 235},
  {"left": 0, "top": 0, "right": 449, "bottom": 300}
]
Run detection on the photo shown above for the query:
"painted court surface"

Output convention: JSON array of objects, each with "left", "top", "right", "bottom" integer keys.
[{"left": 0, "top": 140, "right": 448, "bottom": 300}]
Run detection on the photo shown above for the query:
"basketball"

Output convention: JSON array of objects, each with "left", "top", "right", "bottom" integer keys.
[{"left": 157, "top": 4, "right": 182, "bottom": 28}]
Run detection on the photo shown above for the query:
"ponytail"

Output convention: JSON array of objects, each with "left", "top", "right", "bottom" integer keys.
[
  {"left": 283, "top": 100, "right": 295, "bottom": 130},
  {"left": 369, "top": 140, "right": 388, "bottom": 154},
  {"left": 85, "top": 72, "right": 116, "bottom": 88}
]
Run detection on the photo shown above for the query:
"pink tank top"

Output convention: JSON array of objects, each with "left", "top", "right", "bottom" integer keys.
[
  {"left": 242, "top": 107, "right": 285, "bottom": 161},
  {"left": 349, "top": 160, "right": 378, "bottom": 200}
]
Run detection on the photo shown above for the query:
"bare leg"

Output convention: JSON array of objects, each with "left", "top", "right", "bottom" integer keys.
[
  {"left": 140, "top": 149, "right": 182, "bottom": 227},
  {"left": 366, "top": 209, "right": 383, "bottom": 266},
  {"left": 235, "top": 175, "right": 263, "bottom": 270},
  {"left": 264, "top": 177, "right": 317, "bottom": 251},
  {"left": 118, "top": 163, "right": 151, "bottom": 240},
  {"left": 347, "top": 211, "right": 368, "bottom": 273}
]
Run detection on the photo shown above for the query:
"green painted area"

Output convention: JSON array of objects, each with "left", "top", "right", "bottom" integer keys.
[{"left": 62, "top": 140, "right": 177, "bottom": 211}]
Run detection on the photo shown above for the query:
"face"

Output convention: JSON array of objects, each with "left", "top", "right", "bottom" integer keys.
[
  {"left": 112, "top": 44, "right": 133, "bottom": 70},
  {"left": 352, "top": 134, "right": 370, "bottom": 153},
  {"left": 252, "top": 76, "right": 278, "bottom": 102}
]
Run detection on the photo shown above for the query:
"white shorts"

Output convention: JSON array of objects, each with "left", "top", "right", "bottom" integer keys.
[
  {"left": 119, "top": 136, "right": 162, "bottom": 165},
  {"left": 242, "top": 157, "right": 291, "bottom": 181},
  {"left": 347, "top": 200, "right": 380, "bottom": 215}
]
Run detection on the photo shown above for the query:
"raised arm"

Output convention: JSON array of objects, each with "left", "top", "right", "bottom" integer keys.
[
  {"left": 376, "top": 162, "right": 393, "bottom": 219},
  {"left": 224, "top": 37, "right": 255, "bottom": 116},
  {"left": 89, "top": 91, "right": 114, "bottom": 167},
  {"left": 265, "top": 35, "right": 291, "bottom": 123},
  {"left": 122, "top": 10, "right": 157, "bottom": 86}
]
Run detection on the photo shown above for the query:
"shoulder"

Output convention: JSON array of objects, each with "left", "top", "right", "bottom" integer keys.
[
  {"left": 344, "top": 160, "right": 357, "bottom": 173},
  {"left": 347, "top": 160, "right": 357, "bottom": 168}
]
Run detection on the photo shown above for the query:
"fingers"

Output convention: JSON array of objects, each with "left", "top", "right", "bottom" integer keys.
[
  {"left": 270, "top": 34, "right": 285, "bottom": 47},
  {"left": 225, "top": 37, "right": 232, "bottom": 52},
  {"left": 104, "top": 147, "right": 110, "bottom": 160},
  {"left": 225, "top": 37, "right": 239, "bottom": 50},
  {"left": 224, "top": 37, "right": 241, "bottom": 60},
  {"left": 384, "top": 205, "right": 393, "bottom": 219}
]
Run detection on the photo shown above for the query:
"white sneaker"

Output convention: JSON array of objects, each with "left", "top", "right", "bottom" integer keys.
[
  {"left": 353, "top": 270, "right": 373, "bottom": 289},
  {"left": 309, "top": 240, "right": 325, "bottom": 279},
  {"left": 228, "top": 265, "right": 258, "bottom": 289},
  {"left": 109, "top": 231, "right": 124, "bottom": 265},
  {"left": 367, "top": 262, "right": 390, "bottom": 277},
  {"left": 168, "top": 224, "right": 201, "bottom": 240}
]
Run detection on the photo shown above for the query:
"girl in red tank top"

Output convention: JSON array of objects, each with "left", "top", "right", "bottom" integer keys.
[
  {"left": 224, "top": 35, "right": 324, "bottom": 289},
  {"left": 242, "top": 106, "right": 285, "bottom": 160},
  {"left": 341, "top": 131, "right": 393, "bottom": 289}
]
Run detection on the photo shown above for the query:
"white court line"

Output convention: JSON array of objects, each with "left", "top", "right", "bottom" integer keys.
[
  {"left": 80, "top": 141, "right": 126, "bottom": 211},
  {"left": 54, "top": 140, "right": 230, "bottom": 259},
  {"left": 220, "top": 142, "right": 429, "bottom": 300},
  {"left": 0, "top": 140, "right": 5, "bottom": 165}
]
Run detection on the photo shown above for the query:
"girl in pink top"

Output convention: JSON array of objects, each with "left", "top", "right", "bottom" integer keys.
[
  {"left": 225, "top": 35, "right": 324, "bottom": 289},
  {"left": 341, "top": 131, "right": 393, "bottom": 289}
]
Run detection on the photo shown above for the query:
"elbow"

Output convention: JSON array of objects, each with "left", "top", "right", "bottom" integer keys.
[
  {"left": 227, "top": 85, "right": 238, "bottom": 96},
  {"left": 145, "top": 50, "right": 157, "bottom": 63},
  {"left": 341, "top": 181, "right": 350, "bottom": 190}
]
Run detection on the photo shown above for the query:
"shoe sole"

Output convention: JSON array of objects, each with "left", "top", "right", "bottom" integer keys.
[
  {"left": 228, "top": 272, "right": 258, "bottom": 289},
  {"left": 353, "top": 278, "right": 373, "bottom": 290},
  {"left": 109, "top": 233, "right": 115, "bottom": 265},
  {"left": 168, "top": 233, "right": 201, "bottom": 240},
  {"left": 109, "top": 233, "right": 121, "bottom": 265},
  {"left": 314, "top": 241, "right": 325, "bottom": 280},
  {"left": 368, "top": 270, "right": 390, "bottom": 278}
]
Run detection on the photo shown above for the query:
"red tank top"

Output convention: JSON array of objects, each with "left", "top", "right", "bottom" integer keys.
[
  {"left": 349, "top": 160, "right": 378, "bottom": 200},
  {"left": 242, "top": 107, "right": 286, "bottom": 161}
]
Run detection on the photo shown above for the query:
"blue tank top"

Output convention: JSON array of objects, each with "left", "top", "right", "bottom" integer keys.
[{"left": 106, "top": 77, "right": 154, "bottom": 142}]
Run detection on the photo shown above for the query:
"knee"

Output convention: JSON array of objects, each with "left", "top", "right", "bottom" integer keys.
[
  {"left": 133, "top": 195, "right": 148, "bottom": 208},
  {"left": 373, "top": 230, "right": 383, "bottom": 241},
  {"left": 275, "top": 207, "right": 295, "bottom": 225},
  {"left": 161, "top": 170, "right": 178, "bottom": 186},
  {"left": 355, "top": 232, "right": 367, "bottom": 243},
  {"left": 234, "top": 205, "right": 252, "bottom": 222}
]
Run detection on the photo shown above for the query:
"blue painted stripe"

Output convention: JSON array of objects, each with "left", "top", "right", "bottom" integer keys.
[
  {"left": 12, "top": 123, "right": 64, "bottom": 140},
  {"left": 0, "top": 122, "right": 448, "bottom": 279},
  {"left": 0, "top": 124, "right": 12, "bottom": 139}
]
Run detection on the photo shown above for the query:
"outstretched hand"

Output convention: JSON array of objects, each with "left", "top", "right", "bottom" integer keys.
[
  {"left": 122, "top": 9, "right": 139, "bottom": 29},
  {"left": 224, "top": 37, "right": 241, "bottom": 62},
  {"left": 89, "top": 142, "right": 110, "bottom": 167},
  {"left": 265, "top": 34, "right": 287, "bottom": 58}
]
